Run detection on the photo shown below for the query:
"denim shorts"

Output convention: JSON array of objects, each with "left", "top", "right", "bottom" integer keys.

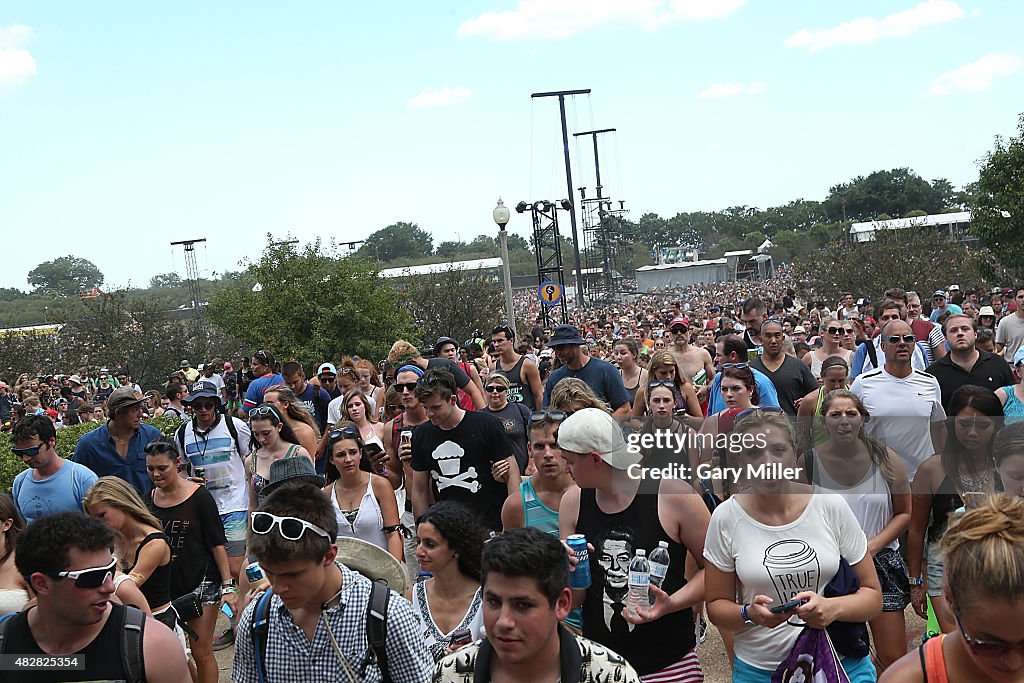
[{"left": 926, "top": 540, "right": 945, "bottom": 598}]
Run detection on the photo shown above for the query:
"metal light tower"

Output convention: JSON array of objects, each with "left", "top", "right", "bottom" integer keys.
[{"left": 170, "top": 238, "right": 207, "bottom": 309}]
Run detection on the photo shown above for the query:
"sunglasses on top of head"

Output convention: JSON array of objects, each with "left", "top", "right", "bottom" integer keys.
[
  {"left": 45, "top": 558, "right": 117, "bottom": 589},
  {"left": 328, "top": 426, "right": 360, "bottom": 443},
  {"left": 529, "top": 410, "right": 568, "bottom": 422}
]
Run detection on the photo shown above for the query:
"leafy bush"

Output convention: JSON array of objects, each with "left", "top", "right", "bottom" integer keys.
[{"left": 0, "top": 416, "right": 183, "bottom": 492}]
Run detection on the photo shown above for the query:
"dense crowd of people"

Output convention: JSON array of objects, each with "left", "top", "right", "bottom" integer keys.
[{"left": 1, "top": 278, "right": 1024, "bottom": 682}]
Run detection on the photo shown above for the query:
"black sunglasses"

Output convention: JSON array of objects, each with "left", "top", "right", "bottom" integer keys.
[
  {"left": 46, "top": 558, "right": 117, "bottom": 589},
  {"left": 329, "top": 426, "right": 360, "bottom": 443},
  {"left": 484, "top": 385, "right": 507, "bottom": 393},
  {"left": 826, "top": 326, "right": 843, "bottom": 335},
  {"left": 12, "top": 442, "right": 44, "bottom": 457},
  {"left": 394, "top": 382, "right": 418, "bottom": 393},
  {"left": 530, "top": 410, "right": 568, "bottom": 422},
  {"left": 143, "top": 441, "right": 176, "bottom": 455}
]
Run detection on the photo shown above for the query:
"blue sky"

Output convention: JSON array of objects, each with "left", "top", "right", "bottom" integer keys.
[{"left": 1, "top": 0, "right": 1021, "bottom": 291}]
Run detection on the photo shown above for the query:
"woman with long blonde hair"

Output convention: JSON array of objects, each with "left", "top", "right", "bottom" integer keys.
[{"left": 84, "top": 477, "right": 173, "bottom": 625}]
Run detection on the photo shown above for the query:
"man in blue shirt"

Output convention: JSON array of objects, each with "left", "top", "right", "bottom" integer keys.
[
  {"left": 929, "top": 290, "right": 963, "bottom": 323},
  {"left": 12, "top": 415, "right": 98, "bottom": 524},
  {"left": 542, "top": 324, "right": 631, "bottom": 422},
  {"left": 73, "top": 386, "right": 160, "bottom": 496},
  {"left": 706, "top": 334, "right": 781, "bottom": 415},
  {"left": 241, "top": 349, "right": 284, "bottom": 414}
]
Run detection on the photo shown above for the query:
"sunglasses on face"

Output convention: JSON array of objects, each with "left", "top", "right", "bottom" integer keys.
[
  {"left": 484, "top": 385, "right": 507, "bottom": 393},
  {"left": 721, "top": 363, "right": 748, "bottom": 369},
  {"left": 319, "top": 375, "right": 336, "bottom": 383},
  {"left": 12, "top": 443, "right": 43, "bottom": 457},
  {"left": 826, "top": 327, "right": 843, "bottom": 335},
  {"left": 884, "top": 335, "right": 916, "bottom": 345},
  {"left": 192, "top": 402, "right": 217, "bottom": 411},
  {"left": 394, "top": 382, "right": 418, "bottom": 393},
  {"left": 46, "top": 558, "right": 117, "bottom": 589},
  {"left": 530, "top": 410, "right": 568, "bottom": 422},
  {"left": 954, "top": 607, "right": 1024, "bottom": 657},
  {"left": 250, "top": 511, "right": 332, "bottom": 541}
]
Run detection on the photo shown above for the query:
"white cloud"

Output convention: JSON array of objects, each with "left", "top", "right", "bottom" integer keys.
[
  {"left": 0, "top": 24, "right": 33, "bottom": 48},
  {"left": 407, "top": 87, "right": 473, "bottom": 109},
  {"left": 0, "top": 25, "right": 36, "bottom": 93},
  {"left": 926, "top": 51, "right": 1022, "bottom": 95},
  {"left": 785, "top": 0, "right": 964, "bottom": 52},
  {"left": 697, "top": 81, "right": 765, "bottom": 99},
  {"left": 458, "top": 0, "right": 745, "bottom": 41}
]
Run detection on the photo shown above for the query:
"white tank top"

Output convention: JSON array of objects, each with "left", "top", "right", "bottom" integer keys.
[
  {"left": 330, "top": 477, "right": 389, "bottom": 551},
  {"left": 810, "top": 349, "right": 853, "bottom": 379},
  {"left": 808, "top": 448, "right": 897, "bottom": 550}
]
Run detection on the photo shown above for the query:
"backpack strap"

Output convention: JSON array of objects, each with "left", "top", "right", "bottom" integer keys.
[
  {"left": 364, "top": 581, "right": 391, "bottom": 682},
  {"left": 119, "top": 605, "right": 146, "bottom": 683},
  {"left": 0, "top": 612, "right": 17, "bottom": 656},
  {"left": 252, "top": 590, "right": 275, "bottom": 683},
  {"left": 223, "top": 415, "right": 244, "bottom": 459},
  {"left": 176, "top": 422, "right": 188, "bottom": 456},
  {"left": 864, "top": 340, "right": 878, "bottom": 372}
]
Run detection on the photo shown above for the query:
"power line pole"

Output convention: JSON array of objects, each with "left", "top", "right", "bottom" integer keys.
[
  {"left": 532, "top": 88, "right": 590, "bottom": 308},
  {"left": 170, "top": 238, "right": 207, "bottom": 309}
]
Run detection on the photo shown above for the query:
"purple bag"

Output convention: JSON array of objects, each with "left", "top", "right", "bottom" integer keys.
[{"left": 771, "top": 627, "right": 851, "bottom": 683}]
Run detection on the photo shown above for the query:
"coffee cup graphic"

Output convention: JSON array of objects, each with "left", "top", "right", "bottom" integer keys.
[{"left": 763, "top": 540, "right": 820, "bottom": 604}]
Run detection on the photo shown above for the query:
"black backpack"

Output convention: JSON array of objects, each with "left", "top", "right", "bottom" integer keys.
[
  {"left": 251, "top": 580, "right": 390, "bottom": 683},
  {"left": 0, "top": 604, "right": 145, "bottom": 683}
]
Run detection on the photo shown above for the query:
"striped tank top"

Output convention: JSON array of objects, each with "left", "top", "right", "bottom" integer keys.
[{"left": 521, "top": 478, "right": 559, "bottom": 534}]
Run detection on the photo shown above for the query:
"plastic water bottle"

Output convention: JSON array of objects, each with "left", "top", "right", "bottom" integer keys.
[
  {"left": 627, "top": 549, "right": 650, "bottom": 618},
  {"left": 648, "top": 541, "right": 670, "bottom": 598}
]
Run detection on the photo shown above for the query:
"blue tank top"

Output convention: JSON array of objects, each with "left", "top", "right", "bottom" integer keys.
[
  {"left": 520, "top": 478, "right": 582, "bottom": 629},
  {"left": 1001, "top": 385, "right": 1024, "bottom": 425}
]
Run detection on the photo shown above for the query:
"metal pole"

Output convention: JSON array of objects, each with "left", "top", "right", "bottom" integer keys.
[
  {"left": 556, "top": 95, "right": 585, "bottom": 307},
  {"left": 532, "top": 89, "right": 590, "bottom": 309},
  {"left": 498, "top": 227, "right": 516, "bottom": 332}
]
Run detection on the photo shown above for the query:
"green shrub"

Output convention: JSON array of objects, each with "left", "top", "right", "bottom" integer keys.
[{"left": 0, "top": 416, "right": 183, "bottom": 492}]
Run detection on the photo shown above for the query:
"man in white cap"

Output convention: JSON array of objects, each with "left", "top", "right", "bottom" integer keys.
[{"left": 558, "top": 408, "right": 710, "bottom": 682}]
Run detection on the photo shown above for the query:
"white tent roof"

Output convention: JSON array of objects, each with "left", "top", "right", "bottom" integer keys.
[
  {"left": 636, "top": 258, "right": 727, "bottom": 272},
  {"left": 849, "top": 211, "right": 972, "bottom": 235},
  {"left": 378, "top": 257, "right": 502, "bottom": 279}
]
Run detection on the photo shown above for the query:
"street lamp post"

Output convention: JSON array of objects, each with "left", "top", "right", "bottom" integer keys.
[{"left": 493, "top": 198, "right": 516, "bottom": 334}]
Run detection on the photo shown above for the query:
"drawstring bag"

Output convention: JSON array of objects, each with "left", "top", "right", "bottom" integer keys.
[{"left": 772, "top": 626, "right": 851, "bottom": 683}]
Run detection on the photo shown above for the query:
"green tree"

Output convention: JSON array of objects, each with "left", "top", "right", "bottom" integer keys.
[
  {"left": 0, "top": 288, "right": 26, "bottom": 302},
  {"left": 398, "top": 267, "right": 503, "bottom": 346},
  {"left": 794, "top": 228, "right": 988, "bottom": 304},
  {"left": 208, "top": 238, "right": 411, "bottom": 365},
  {"left": 823, "top": 168, "right": 946, "bottom": 222},
  {"left": 149, "top": 273, "right": 184, "bottom": 288},
  {"left": 970, "top": 113, "right": 1024, "bottom": 278},
  {"left": 357, "top": 222, "right": 433, "bottom": 262},
  {"left": 27, "top": 256, "right": 104, "bottom": 297},
  {"left": 435, "top": 241, "right": 462, "bottom": 259}
]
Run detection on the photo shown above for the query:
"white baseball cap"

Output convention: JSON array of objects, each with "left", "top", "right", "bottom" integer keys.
[{"left": 557, "top": 408, "right": 641, "bottom": 470}]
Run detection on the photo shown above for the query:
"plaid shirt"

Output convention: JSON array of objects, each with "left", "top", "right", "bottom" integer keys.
[{"left": 232, "top": 562, "right": 432, "bottom": 683}]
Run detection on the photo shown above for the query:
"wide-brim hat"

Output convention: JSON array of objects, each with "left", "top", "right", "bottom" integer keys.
[
  {"left": 107, "top": 387, "right": 147, "bottom": 414},
  {"left": 335, "top": 536, "right": 410, "bottom": 595},
  {"left": 183, "top": 381, "right": 222, "bottom": 405},
  {"left": 546, "top": 324, "right": 586, "bottom": 347},
  {"left": 979, "top": 306, "right": 996, "bottom": 317}
]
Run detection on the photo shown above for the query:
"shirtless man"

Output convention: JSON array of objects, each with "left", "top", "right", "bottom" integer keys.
[{"left": 668, "top": 317, "right": 715, "bottom": 402}]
